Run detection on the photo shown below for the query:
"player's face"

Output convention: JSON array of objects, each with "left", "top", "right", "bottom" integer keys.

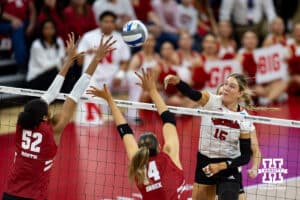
[
  {"left": 42, "top": 21, "right": 56, "bottom": 40},
  {"left": 71, "top": 0, "right": 86, "bottom": 6},
  {"left": 242, "top": 32, "right": 258, "bottom": 50},
  {"left": 99, "top": 16, "right": 116, "bottom": 35},
  {"left": 271, "top": 18, "right": 285, "bottom": 35},
  {"left": 179, "top": 33, "right": 192, "bottom": 50},
  {"left": 222, "top": 77, "right": 242, "bottom": 104},
  {"left": 203, "top": 35, "right": 218, "bottom": 55},
  {"left": 219, "top": 21, "right": 232, "bottom": 38}
]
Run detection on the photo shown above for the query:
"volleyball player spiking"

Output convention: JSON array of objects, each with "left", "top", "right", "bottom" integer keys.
[
  {"left": 87, "top": 69, "right": 190, "bottom": 200},
  {"left": 216, "top": 84, "right": 262, "bottom": 200},
  {"left": 165, "top": 73, "right": 255, "bottom": 200},
  {"left": 2, "top": 33, "right": 116, "bottom": 200}
]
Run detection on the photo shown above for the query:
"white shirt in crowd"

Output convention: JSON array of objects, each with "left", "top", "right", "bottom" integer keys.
[
  {"left": 219, "top": 0, "right": 276, "bottom": 26},
  {"left": 199, "top": 93, "right": 255, "bottom": 159},
  {"left": 176, "top": 4, "right": 198, "bottom": 35},
  {"left": 27, "top": 38, "right": 65, "bottom": 81},
  {"left": 78, "top": 28, "right": 130, "bottom": 85},
  {"left": 92, "top": 0, "right": 136, "bottom": 23}
]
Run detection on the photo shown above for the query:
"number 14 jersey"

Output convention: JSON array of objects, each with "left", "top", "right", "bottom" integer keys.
[
  {"left": 5, "top": 121, "right": 57, "bottom": 199},
  {"left": 137, "top": 152, "right": 190, "bottom": 200}
]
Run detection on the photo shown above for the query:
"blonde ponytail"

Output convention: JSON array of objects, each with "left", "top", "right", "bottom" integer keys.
[{"left": 128, "top": 146, "right": 150, "bottom": 184}]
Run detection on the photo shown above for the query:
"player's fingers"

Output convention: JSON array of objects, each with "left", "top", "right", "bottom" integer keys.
[
  {"left": 106, "top": 40, "right": 116, "bottom": 49},
  {"left": 75, "top": 35, "right": 81, "bottom": 46},
  {"left": 106, "top": 47, "right": 116, "bottom": 53},
  {"left": 134, "top": 71, "right": 143, "bottom": 81},
  {"left": 104, "top": 35, "right": 114, "bottom": 46},
  {"left": 135, "top": 83, "right": 143, "bottom": 88},
  {"left": 100, "top": 34, "right": 104, "bottom": 46}
]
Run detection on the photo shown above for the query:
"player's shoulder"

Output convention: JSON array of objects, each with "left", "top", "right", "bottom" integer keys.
[{"left": 82, "top": 28, "right": 101, "bottom": 40}]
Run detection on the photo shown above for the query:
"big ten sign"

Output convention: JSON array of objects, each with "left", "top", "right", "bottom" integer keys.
[
  {"left": 204, "top": 59, "right": 242, "bottom": 92},
  {"left": 254, "top": 45, "right": 288, "bottom": 84}
]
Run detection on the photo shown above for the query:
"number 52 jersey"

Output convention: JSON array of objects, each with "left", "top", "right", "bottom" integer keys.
[
  {"left": 137, "top": 152, "right": 190, "bottom": 200},
  {"left": 5, "top": 121, "right": 57, "bottom": 199}
]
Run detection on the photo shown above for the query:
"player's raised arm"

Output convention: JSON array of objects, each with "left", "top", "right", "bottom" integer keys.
[
  {"left": 86, "top": 85, "right": 139, "bottom": 160},
  {"left": 52, "top": 35, "right": 116, "bottom": 136},
  {"left": 164, "top": 74, "right": 210, "bottom": 107},
  {"left": 135, "top": 69, "right": 182, "bottom": 169},
  {"left": 41, "top": 32, "right": 82, "bottom": 105}
]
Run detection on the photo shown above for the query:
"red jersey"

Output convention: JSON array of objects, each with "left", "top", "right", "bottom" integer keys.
[
  {"left": 63, "top": 5, "right": 97, "bottom": 37},
  {"left": 158, "top": 62, "right": 177, "bottom": 95},
  {"left": 4, "top": 0, "right": 32, "bottom": 21},
  {"left": 5, "top": 121, "right": 57, "bottom": 199},
  {"left": 288, "top": 44, "right": 300, "bottom": 74},
  {"left": 136, "top": 152, "right": 189, "bottom": 200}
]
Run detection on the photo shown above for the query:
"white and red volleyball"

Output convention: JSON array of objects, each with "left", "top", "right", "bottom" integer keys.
[{"left": 121, "top": 20, "right": 148, "bottom": 47}]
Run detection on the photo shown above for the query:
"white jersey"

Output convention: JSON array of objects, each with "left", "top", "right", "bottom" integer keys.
[
  {"left": 78, "top": 28, "right": 130, "bottom": 85},
  {"left": 218, "top": 45, "right": 235, "bottom": 58},
  {"left": 199, "top": 93, "right": 255, "bottom": 159}
]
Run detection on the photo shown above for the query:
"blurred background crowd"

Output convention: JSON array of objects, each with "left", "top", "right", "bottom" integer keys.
[{"left": 1, "top": 0, "right": 300, "bottom": 113}]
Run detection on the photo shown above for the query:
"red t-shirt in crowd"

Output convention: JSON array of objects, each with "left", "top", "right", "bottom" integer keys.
[
  {"left": 4, "top": 0, "right": 32, "bottom": 21},
  {"left": 63, "top": 5, "right": 97, "bottom": 37}
]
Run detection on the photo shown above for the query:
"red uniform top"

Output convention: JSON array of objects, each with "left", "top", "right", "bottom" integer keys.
[
  {"left": 137, "top": 152, "right": 189, "bottom": 200},
  {"left": 158, "top": 61, "right": 178, "bottom": 95},
  {"left": 63, "top": 5, "right": 97, "bottom": 37},
  {"left": 4, "top": 0, "right": 32, "bottom": 21},
  {"left": 192, "top": 54, "right": 210, "bottom": 90},
  {"left": 288, "top": 44, "right": 300, "bottom": 74},
  {"left": 5, "top": 121, "right": 57, "bottom": 199},
  {"left": 241, "top": 52, "right": 257, "bottom": 85}
]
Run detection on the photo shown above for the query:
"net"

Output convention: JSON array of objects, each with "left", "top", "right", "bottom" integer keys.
[{"left": 0, "top": 86, "right": 299, "bottom": 200}]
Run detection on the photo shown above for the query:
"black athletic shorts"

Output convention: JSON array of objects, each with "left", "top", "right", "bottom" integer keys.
[
  {"left": 194, "top": 152, "right": 241, "bottom": 185},
  {"left": 2, "top": 193, "right": 33, "bottom": 200}
]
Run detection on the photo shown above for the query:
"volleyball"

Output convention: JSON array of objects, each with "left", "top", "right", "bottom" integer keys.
[{"left": 121, "top": 20, "right": 148, "bottom": 47}]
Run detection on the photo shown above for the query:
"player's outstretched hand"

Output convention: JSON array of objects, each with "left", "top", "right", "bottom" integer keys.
[
  {"left": 163, "top": 74, "right": 180, "bottom": 89},
  {"left": 248, "top": 168, "right": 258, "bottom": 179},
  {"left": 94, "top": 34, "right": 116, "bottom": 62},
  {"left": 86, "top": 84, "right": 112, "bottom": 102},
  {"left": 65, "top": 32, "right": 84, "bottom": 61},
  {"left": 135, "top": 68, "right": 157, "bottom": 92}
]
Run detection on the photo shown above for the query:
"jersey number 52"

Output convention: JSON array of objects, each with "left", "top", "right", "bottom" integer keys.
[{"left": 21, "top": 130, "right": 43, "bottom": 153}]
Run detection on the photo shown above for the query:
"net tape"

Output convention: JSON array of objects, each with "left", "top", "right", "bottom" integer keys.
[{"left": 1, "top": 86, "right": 300, "bottom": 128}]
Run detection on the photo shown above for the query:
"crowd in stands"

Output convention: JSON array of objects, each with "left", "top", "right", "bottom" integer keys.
[{"left": 1, "top": 0, "right": 300, "bottom": 112}]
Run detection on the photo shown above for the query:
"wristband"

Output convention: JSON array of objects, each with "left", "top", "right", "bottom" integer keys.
[{"left": 117, "top": 123, "right": 133, "bottom": 139}]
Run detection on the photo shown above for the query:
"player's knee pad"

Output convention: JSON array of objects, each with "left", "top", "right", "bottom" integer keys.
[{"left": 217, "top": 181, "right": 240, "bottom": 200}]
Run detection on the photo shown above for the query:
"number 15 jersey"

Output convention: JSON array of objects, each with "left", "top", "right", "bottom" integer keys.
[
  {"left": 5, "top": 121, "right": 57, "bottom": 200},
  {"left": 136, "top": 152, "right": 190, "bottom": 200}
]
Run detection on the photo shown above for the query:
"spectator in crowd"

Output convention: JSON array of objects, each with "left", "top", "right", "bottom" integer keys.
[
  {"left": 155, "top": 41, "right": 192, "bottom": 107},
  {"left": 288, "top": 23, "right": 300, "bottom": 95},
  {"left": 176, "top": 0, "right": 198, "bottom": 37},
  {"left": 78, "top": 11, "right": 130, "bottom": 93},
  {"left": 263, "top": 17, "right": 294, "bottom": 47},
  {"left": 0, "top": 0, "right": 4, "bottom": 18},
  {"left": 127, "top": 32, "right": 160, "bottom": 124},
  {"left": 237, "top": 31, "right": 258, "bottom": 86},
  {"left": 64, "top": 0, "right": 97, "bottom": 38},
  {"left": 93, "top": 0, "right": 136, "bottom": 30},
  {"left": 152, "top": 0, "right": 179, "bottom": 50},
  {"left": 194, "top": 0, "right": 218, "bottom": 37},
  {"left": 219, "top": 0, "right": 277, "bottom": 44},
  {"left": 175, "top": 31, "right": 201, "bottom": 85},
  {"left": 273, "top": 0, "right": 298, "bottom": 32},
  {"left": 239, "top": 31, "right": 288, "bottom": 105},
  {"left": 38, "top": 0, "right": 67, "bottom": 41},
  {"left": 217, "top": 20, "right": 237, "bottom": 59},
  {"left": 26, "top": 19, "right": 65, "bottom": 90},
  {"left": 131, "top": 0, "right": 162, "bottom": 40},
  {"left": 0, "top": 0, "right": 36, "bottom": 72},
  {"left": 192, "top": 33, "right": 218, "bottom": 90}
]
